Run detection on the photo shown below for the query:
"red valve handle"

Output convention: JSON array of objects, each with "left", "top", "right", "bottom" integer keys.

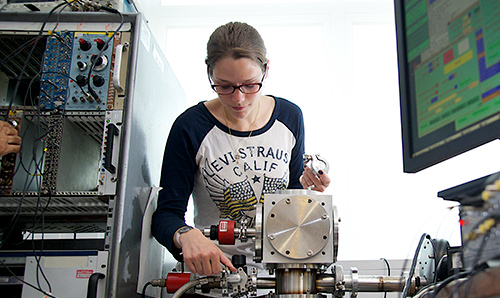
[
  {"left": 218, "top": 220, "right": 235, "bottom": 245},
  {"left": 166, "top": 272, "right": 191, "bottom": 293}
]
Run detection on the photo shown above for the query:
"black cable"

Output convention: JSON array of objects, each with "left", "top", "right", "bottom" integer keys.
[
  {"left": 413, "top": 283, "right": 438, "bottom": 298},
  {"left": 7, "top": 31, "right": 74, "bottom": 186},
  {"left": 0, "top": 258, "right": 58, "bottom": 298},
  {"left": 426, "top": 261, "right": 488, "bottom": 298},
  {"left": 85, "top": 5, "right": 124, "bottom": 102},
  {"left": 428, "top": 270, "right": 471, "bottom": 298},
  {"left": 433, "top": 254, "right": 447, "bottom": 283},
  {"left": 380, "top": 258, "right": 390, "bottom": 298},
  {"left": 0, "top": 141, "right": 46, "bottom": 247},
  {"left": 31, "top": 154, "right": 46, "bottom": 292},
  {"left": 380, "top": 257, "right": 391, "bottom": 276},
  {"left": 0, "top": 35, "right": 46, "bottom": 67},
  {"left": 468, "top": 214, "right": 500, "bottom": 267},
  {"left": 413, "top": 213, "right": 499, "bottom": 298},
  {"left": 0, "top": 5, "right": 73, "bottom": 293},
  {"left": 124, "top": 0, "right": 139, "bottom": 12},
  {"left": 401, "top": 233, "right": 430, "bottom": 298},
  {"left": 460, "top": 227, "right": 496, "bottom": 298},
  {"left": 0, "top": 4, "right": 71, "bottom": 222},
  {"left": 9, "top": 69, "right": 73, "bottom": 180},
  {"left": 0, "top": 93, "right": 50, "bottom": 246},
  {"left": 32, "top": 193, "right": 53, "bottom": 293},
  {"left": 141, "top": 281, "right": 152, "bottom": 298},
  {"left": 0, "top": 1, "right": 73, "bottom": 113},
  {"left": 0, "top": 2, "right": 123, "bottom": 295},
  {"left": 4, "top": 1, "right": 71, "bottom": 122},
  {"left": 0, "top": 12, "right": 73, "bottom": 249}
]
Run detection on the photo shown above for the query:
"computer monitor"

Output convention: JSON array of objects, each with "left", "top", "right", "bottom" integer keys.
[{"left": 395, "top": 0, "right": 500, "bottom": 173}]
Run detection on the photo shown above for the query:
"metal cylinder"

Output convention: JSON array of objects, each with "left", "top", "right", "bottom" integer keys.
[
  {"left": 166, "top": 272, "right": 191, "bottom": 293},
  {"left": 276, "top": 268, "right": 317, "bottom": 294},
  {"left": 256, "top": 277, "right": 277, "bottom": 289},
  {"left": 316, "top": 274, "right": 423, "bottom": 295},
  {"left": 218, "top": 220, "right": 235, "bottom": 245},
  {"left": 345, "top": 275, "right": 408, "bottom": 292}
]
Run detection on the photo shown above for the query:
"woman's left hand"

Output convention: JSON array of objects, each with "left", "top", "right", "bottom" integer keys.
[{"left": 300, "top": 166, "right": 330, "bottom": 192}]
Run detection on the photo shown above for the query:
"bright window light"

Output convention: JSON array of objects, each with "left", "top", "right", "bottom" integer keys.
[{"left": 138, "top": 0, "right": 500, "bottom": 261}]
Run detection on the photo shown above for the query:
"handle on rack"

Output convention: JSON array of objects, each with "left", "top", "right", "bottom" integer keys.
[
  {"left": 113, "top": 42, "right": 129, "bottom": 92},
  {"left": 87, "top": 272, "right": 105, "bottom": 298},
  {"left": 104, "top": 123, "right": 119, "bottom": 174}
]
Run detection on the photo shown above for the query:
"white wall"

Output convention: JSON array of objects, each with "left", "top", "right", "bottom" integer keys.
[{"left": 136, "top": 0, "right": 500, "bottom": 261}]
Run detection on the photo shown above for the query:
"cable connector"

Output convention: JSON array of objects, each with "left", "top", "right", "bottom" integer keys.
[
  {"left": 99, "top": 5, "right": 119, "bottom": 13},
  {"left": 478, "top": 218, "right": 496, "bottom": 234},
  {"left": 79, "top": 0, "right": 119, "bottom": 13},
  {"left": 482, "top": 190, "right": 491, "bottom": 202},
  {"left": 197, "top": 276, "right": 219, "bottom": 285},
  {"left": 80, "top": 0, "right": 101, "bottom": 10},
  {"left": 485, "top": 182, "right": 500, "bottom": 192},
  {"left": 150, "top": 279, "right": 166, "bottom": 287}
]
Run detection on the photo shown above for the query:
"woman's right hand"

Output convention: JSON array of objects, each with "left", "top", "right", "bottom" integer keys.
[
  {"left": 0, "top": 120, "right": 21, "bottom": 157},
  {"left": 178, "top": 228, "right": 237, "bottom": 276}
]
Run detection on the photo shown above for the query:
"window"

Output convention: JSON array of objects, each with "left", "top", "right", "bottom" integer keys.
[{"left": 138, "top": 0, "right": 499, "bottom": 260}]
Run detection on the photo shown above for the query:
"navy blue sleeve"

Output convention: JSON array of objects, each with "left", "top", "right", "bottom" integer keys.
[
  {"left": 290, "top": 108, "right": 305, "bottom": 189},
  {"left": 151, "top": 104, "right": 210, "bottom": 261},
  {"left": 275, "top": 97, "right": 305, "bottom": 189}
]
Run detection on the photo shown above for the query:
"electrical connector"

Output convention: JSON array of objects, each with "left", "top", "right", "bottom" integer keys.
[
  {"left": 482, "top": 190, "right": 491, "bottom": 201},
  {"left": 150, "top": 279, "right": 166, "bottom": 287}
]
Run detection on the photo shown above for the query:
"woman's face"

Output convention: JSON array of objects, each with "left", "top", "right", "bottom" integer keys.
[{"left": 211, "top": 57, "right": 265, "bottom": 121}]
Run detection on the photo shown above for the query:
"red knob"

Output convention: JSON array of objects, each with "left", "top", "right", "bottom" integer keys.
[
  {"left": 95, "top": 38, "right": 106, "bottom": 50},
  {"left": 79, "top": 38, "right": 91, "bottom": 51}
]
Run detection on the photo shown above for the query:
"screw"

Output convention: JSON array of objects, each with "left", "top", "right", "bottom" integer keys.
[
  {"left": 269, "top": 234, "right": 275, "bottom": 240},
  {"left": 307, "top": 250, "right": 313, "bottom": 256}
]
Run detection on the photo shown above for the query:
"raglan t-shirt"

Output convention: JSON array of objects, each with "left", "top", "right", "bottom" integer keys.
[{"left": 152, "top": 96, "right": 305, "bottom": 267}]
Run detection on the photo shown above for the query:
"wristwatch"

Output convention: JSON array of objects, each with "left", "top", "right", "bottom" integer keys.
[{"left": 175, "top": 225, "right": 193, "bottom": 247}]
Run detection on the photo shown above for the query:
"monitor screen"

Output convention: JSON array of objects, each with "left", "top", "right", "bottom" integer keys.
[{"left": 395, "top": 0, "right": 500, "bottom": 173}]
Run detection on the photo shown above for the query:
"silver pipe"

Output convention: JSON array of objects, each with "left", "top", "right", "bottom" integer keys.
[
  {"left": 316, "top": 275, "right": 426, "bottom": 295},
  {"left": 344, "top": 275, "right": 410, "bottom": 292},
  {"left": 315, "top": 276, "right": 335, "bottom": 292},
  {"left": 276, "top": 268, "right": 317, "bottom": 294},
  {"left": 202, "top": 228, "right": 256, "bottom": 238},
  {"left": 234, "top": 227, "right": 256, "bottom": 238},
  {"left": 257, "top": 278, "right": 277, "bottom": 289}
]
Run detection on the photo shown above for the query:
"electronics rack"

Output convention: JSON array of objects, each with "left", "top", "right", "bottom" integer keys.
[
  {"left": 439, "top": 171, "right": 500, "bottom": 270},
  {"left": 0, "top": 24, "right": 127, "bottom": 251},
  {"left": 0, "top": 11, "right": 186, "bottom": 298}
]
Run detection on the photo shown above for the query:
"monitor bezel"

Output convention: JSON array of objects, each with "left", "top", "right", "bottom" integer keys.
[{"left": 395, "top": 0, "right": 500, "bottom": 173}]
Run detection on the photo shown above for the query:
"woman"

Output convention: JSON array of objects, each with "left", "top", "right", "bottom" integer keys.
[{"left": 152, "top": 21, "right": 330, "bottom": 277}]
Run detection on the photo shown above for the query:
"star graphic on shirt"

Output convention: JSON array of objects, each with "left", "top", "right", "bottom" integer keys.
[{"left": 251, "top": 175, "right": 261, "bottom": 184}]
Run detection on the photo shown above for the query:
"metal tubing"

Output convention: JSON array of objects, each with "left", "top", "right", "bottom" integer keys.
[
  {"left": 256, "top": 278, "right": 277, "bottom": 289},
  {"left": 316, "top": 274, "right": 424, "bottom": 295},
  {"left": 275, "top": 269, "right": 317, "bottom": 294},
  {"left": 345, "top": 275, "right": 409, "bottom": 292}
]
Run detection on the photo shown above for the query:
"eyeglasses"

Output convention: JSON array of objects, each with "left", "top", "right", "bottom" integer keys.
[{"left": 209, "top": 69, "right": 267, "bottom": 95}]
